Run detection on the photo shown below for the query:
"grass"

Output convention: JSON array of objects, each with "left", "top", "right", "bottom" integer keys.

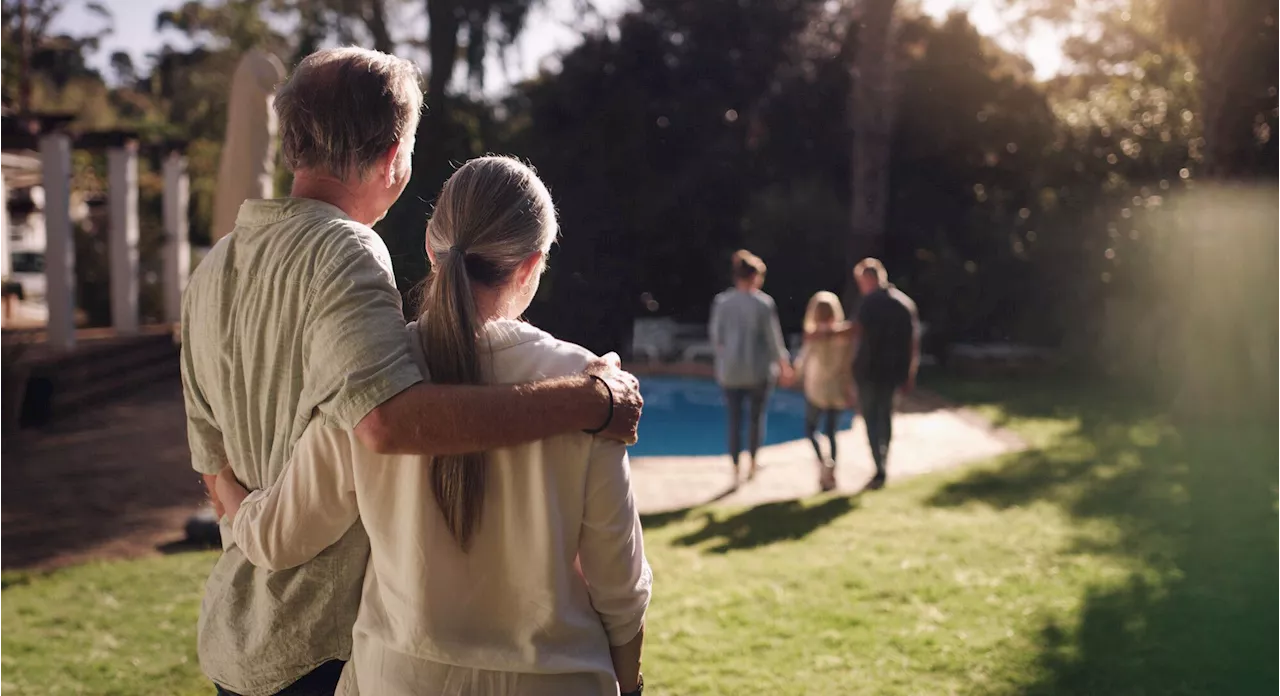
[{"left": 3, "top": 374, "right": 1276, "bottom": 695}]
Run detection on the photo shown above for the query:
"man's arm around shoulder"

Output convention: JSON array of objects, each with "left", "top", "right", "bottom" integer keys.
[{"left": 354, "top": 355, "right": 643, "bottom": 455}]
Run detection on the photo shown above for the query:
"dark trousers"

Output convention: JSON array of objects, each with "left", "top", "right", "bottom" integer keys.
[
  {"left": 857, "top": 381, "right": 895, "bottom": 475},
  {"left": 215, "top": 661, "right": 345, "bottom": 696},
  {"left": 805, "top": 402, "right": 841, "bottom": 462},
  {"left": 724, "top": 385, "right": 770, "bottom": 466}
]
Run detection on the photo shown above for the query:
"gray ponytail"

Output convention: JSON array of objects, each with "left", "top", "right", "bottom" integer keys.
[{"left": 418, "top": 156, "right": 557, "bottom": 551}]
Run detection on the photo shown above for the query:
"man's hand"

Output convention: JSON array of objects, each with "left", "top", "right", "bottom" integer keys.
[
  {"left": 900, "top": 373, "right": 917, "bottom": 395},
  {"left": 214, "top": 467, "right": 251, "bottom": 520},
  {"left": 202, "top": 473, "right": 226, "bottom": 518},
  {"left": 585, "top": 353, "right": 643, "bottom": 444}
]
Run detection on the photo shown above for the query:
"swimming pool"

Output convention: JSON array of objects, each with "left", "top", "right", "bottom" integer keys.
[{"left": 628, "top": 376, "right": 854, "bottom": 457}]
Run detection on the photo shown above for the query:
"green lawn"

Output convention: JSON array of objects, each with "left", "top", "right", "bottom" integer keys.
[{"left": 4, "top": 376, "right": 1276, "bottom": 695}]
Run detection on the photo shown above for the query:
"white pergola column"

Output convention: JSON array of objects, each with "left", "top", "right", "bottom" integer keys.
[
  {"left": 108, "top": 141, "right": 140, "bottom": 335},
  {"left": 162, "top": 152, "right": 190, "bottom": 324},
  {"left": 40, "top": 133, "right": 75, "bottom": 351},
  {"left": 1, "top": 173, "right": 10, "bottom": 281}
]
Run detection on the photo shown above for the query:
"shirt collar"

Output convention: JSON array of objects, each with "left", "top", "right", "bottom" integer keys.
[{"left": 234, "top": 198, "right": 352, "bottom": 228}]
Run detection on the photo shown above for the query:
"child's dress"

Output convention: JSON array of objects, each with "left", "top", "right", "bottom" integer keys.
[
  {"left": 797, "top": 333, "right": 856, "bottom": 411},
  {"left": 797, "top": 333, "right": 856, "bottom": 491}
]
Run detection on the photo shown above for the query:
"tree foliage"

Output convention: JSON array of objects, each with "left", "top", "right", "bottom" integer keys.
[{"left": 6, "top": 0, "right": 1275, "bottom": 399}]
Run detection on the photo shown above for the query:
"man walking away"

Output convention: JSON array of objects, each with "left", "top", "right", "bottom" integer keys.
[{"left": 850, "top": 258, "right": 919, "bottom": 490}]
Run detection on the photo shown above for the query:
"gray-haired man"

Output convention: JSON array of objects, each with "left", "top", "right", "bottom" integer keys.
[{"left": 181, "top": 48, "right": 642, "bottom": 696}]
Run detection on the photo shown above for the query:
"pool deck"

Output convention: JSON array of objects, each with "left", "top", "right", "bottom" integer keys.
[{"left": 629, "top": 390, "right": 1025, "bottom": 514}]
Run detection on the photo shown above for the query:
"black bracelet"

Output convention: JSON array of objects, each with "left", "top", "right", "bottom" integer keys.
[{"left": 583, "top": 373, "right": 614, "bottom": 435}]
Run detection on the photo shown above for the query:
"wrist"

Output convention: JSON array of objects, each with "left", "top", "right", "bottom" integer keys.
[
  {"left": 574, "top": 374, "right": 611, "bottom": 432},
  {"left": 620, "top": 673, "right": 643, "bottom": 696},
  {"left": 582, "top": 373, "right": 614, "bottom": 435}
]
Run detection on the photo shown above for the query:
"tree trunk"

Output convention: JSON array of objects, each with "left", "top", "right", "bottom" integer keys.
[
  {"left": 363, "top": 0, "right": 395, "bottom": 54},
  {"left": 1197, "top": 0, "right": 1255, "bottom": 180},
  {"left": 373, "top": 0, "right": 464, "bottom": 314},
  {"left": 847, "top": 0, "right": 898, "bottom": 304},
  {"left": 427, "top": 0, "right": 462, "bottom": 127}
]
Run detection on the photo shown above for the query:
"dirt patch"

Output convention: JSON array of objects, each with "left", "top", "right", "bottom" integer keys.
[{"left": 1, "top": 379, "right": 209, "bottom": 571}]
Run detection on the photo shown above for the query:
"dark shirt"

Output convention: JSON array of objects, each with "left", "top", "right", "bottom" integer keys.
[{"left": 853, "top": 285, "right": 918, "bottom": 386}]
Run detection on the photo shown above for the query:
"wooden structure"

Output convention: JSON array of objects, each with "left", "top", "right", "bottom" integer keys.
[{"left": 1, "top": 114, "right": 191, "bottom": 351}]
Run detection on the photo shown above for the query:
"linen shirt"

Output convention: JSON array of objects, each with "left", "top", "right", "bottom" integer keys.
[
  {"left": 180, "top": 198, "right": 422, "bottom": 695},
  {"left": 229, "top": 320, "right": 652, "bottom": 696}
]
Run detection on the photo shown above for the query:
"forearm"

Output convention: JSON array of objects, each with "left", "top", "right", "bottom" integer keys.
[
  {"left": 610, "top": 624, "right": 644, "bottom": 692},
  {"left": 202, "top": 474, "right": 224, "bottom": 518},
  {"left": 218, "top": 477, "right": 249, "bottom": 519},
  {"left": 358, "top": 376, "right": 607, "bottom": 455},
  {"left": 805, "top": 321, "right": 856, "bottom": 341}
]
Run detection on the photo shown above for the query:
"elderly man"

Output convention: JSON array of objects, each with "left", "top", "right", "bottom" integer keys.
[{"left": 181, "top": 48, "right": 642, "bottom": 696}]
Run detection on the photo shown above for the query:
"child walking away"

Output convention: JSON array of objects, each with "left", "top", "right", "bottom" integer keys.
[{"left": 796, "top": 292, "right": 855, "bottom": 492}]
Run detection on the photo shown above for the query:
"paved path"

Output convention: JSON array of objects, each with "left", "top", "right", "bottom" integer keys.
[
  {"left": 1, "top": 382, "right": 1021, "bottom": 570},
  {"left": 630, "top": 395, "right": 1024, "bottom": 514}
]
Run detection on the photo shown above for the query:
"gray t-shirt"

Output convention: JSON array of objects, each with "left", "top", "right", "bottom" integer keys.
[
  {"left": 709, "top": 288, "right": 789, "bottom": 388},
  {"left": 180, "top": 198, "right": 422, "bottom": 695}
]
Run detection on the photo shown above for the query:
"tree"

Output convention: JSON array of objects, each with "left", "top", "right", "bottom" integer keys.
[
  {"left": 509, "top": 0, "right": 823, "bottom": 351},
  {"left": 846, "top": 0, "right": 897, "bottom": 292},
  {"left": 2, "top": 0, "right": 113, "bottom": 111},
  {"left": 1018, "top": 0, "right": 1280, "bottom": 414},
  {"left": 1172, "top": 0, "right": 1276, "bottom": 179}
]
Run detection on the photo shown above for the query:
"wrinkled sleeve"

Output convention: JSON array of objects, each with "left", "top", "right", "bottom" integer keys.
[
  {"left": 306, "top": 242, "right": 423, "bottom": 430},
  {"left": 709, "top": 295, "right": 724, "bottom": 349},
  {"left": 578, "top": 439, "right": 652, "bottom": 646},
  {"left": 231, "top": 424, "right": 360, "bottom": 571},
  {"left": 181, "top": 294, "right": 226, "bottom": 476}
]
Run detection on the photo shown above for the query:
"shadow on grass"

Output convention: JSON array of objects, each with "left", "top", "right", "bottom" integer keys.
[
  {"left": 156, "top": 538, "right": 220, "bottom": 556},
  {"left": 652, "top": 495, "right": 859, "bottom": 554},
  {"left": 639, "top": 484, "right": 742, "bottom": 531},
  {"left": 1, "top": 570, "right": 39, "bottom": 590},
  {"left": 928, "top": 374, "right": 1278, "bottom": 695}
]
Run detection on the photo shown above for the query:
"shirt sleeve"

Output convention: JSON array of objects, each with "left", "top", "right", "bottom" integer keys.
[
  {"left": 578, "top": 438, "right": 652, "bottom": 646},
  {"left": 180, "top": 295, "right": 226, "bottom": 476},
  {"left": 765, "top": 297, "right": 788, "bottom": 363},
  {"left": 708, "top": 295, "right": 723, "bottom": 349},
  {"left": 306, "top": 239, "right": 424, "bottom": 430},
  {"left": 231, "top": 423, "right": 361, "bottom": 571},
  {"left": 903, "top": 292, "right": 921, "bottom": 339}
]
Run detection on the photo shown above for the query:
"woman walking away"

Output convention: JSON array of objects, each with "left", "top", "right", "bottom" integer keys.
[
  {"left": 796, "top": 292, "right": 855, "bottom": 492},
  {"left": 709, "top": 250, "right": 793, "bottom": 484},
  {"left": 216, "top": 156, "right": 651, "bottom": 696}
]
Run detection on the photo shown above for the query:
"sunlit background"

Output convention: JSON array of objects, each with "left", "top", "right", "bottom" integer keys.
[{"left": 1, "top": 0, "right": 1275, "bottom": 694}]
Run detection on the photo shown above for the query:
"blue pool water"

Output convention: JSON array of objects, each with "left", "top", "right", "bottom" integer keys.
[{"left": 629, "top": 376, "right": 854, "bottom": 457}]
